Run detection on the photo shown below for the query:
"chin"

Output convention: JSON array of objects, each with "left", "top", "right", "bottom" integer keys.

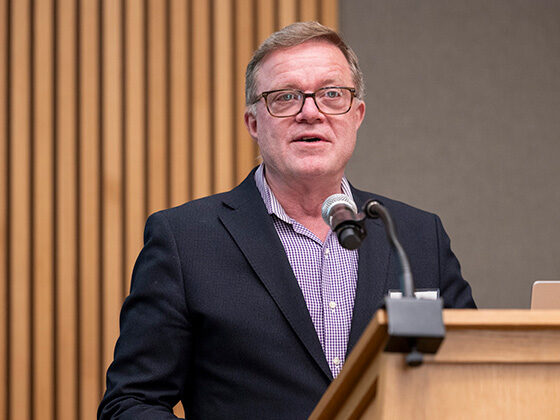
[{"left": 291, "top": 163, "right": 341, "bottom": 179}]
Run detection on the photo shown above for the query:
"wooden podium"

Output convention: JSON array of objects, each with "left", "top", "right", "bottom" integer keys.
[{"left": 310, "top": 309, "right": 560, "bottom": 419}]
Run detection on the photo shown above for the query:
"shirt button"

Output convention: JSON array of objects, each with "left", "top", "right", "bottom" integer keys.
[
  {"left": 324, "top": 248, "right": 330, "bottom": 255},
  {"left": 333, "top": 357, "right": 341, "bottom": 366},
  {"left": 329, "top": 301, "right": 337, "bottom": 310}
]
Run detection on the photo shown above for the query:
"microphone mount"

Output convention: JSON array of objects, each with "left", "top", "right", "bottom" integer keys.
[{"left": 338, "top": 199, "right": 446, "bottom": 366}]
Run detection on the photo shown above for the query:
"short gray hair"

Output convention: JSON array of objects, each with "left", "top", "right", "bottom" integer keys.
[{"left": 245, "top": 22, "right": 364, "bottom": 107}]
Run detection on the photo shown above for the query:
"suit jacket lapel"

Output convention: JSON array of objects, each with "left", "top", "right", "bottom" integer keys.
[
  {"left": 218, "top": 173, "right": 333, "bottom": 380},
  {"left": 346, "top": 188, "right": 393, "bottom": 355}
]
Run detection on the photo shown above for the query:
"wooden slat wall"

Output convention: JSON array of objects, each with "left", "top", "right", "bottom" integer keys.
[{"left": 0, "top": 1, "right": 338, "bottom": 419}]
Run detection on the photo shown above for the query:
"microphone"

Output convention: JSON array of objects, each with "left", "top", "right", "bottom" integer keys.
[{"left": 321, "top": 194, "right": 365, "bottom": 250}]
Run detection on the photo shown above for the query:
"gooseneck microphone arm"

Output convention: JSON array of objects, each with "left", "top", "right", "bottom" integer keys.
[
  {"left": 362, "top": 199, "right": 445, "bottom": 366},
  {"left": 364, "top": 200, "right": 414, "bottom": 298}
]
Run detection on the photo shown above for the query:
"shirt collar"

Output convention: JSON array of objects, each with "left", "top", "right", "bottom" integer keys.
[{"left": 254, "top": 164, "right": 354, "bottom": 225}]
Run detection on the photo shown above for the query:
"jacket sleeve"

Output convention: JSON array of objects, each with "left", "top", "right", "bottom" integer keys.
[
  {"left": 435, "top": 214, "right": 477, "bottom": 308},
  {"left": 98, "top": 211, "right": 190, "bottom": 419}
]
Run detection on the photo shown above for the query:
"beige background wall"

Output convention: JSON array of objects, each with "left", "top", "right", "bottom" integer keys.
[{"left": 341, "top": 0, "right": 560, "bottom": 309}]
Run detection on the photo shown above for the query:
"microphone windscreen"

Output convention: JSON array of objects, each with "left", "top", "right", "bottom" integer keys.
[{"left": 321, "top": 194, "right": 358, "bottom": 225}]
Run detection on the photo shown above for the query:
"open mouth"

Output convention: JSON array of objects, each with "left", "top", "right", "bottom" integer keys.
[{"left": 294, "top": 136, "right": 323, "bottom": 143}]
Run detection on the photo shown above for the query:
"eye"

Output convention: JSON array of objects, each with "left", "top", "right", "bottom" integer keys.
[
  {"left": 325, "top": 89, "right": 340, "bottom": 98},
  {"left": 275, "top": 91, "right": 301, "bottom": 102},
  {"left": 324, "top": 89, "right": 342, "bottom": 98}
]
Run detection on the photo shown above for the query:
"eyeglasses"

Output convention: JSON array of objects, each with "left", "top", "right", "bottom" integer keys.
[{"left": 253, "top": 87, "right": 357, "bottom": 118}]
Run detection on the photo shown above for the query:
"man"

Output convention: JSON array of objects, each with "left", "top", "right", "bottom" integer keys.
[{"left": 98, "top": 22, "right": 475, "bottom": 419}]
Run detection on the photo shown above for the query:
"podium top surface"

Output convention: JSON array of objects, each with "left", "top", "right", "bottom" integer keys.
[{"left": 375, "top": 309, "right": 560, "bottom": 328}]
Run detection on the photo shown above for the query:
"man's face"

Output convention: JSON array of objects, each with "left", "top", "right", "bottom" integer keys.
[{"left": 245, "top": 40, "right": 365, "bottom": 184}]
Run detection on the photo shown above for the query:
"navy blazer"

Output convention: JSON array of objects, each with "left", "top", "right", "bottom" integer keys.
[{"left": 98, "top": 169, "right": 475, "bottom": 419}]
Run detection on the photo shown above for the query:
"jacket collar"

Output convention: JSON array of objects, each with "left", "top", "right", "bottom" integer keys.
[
  {"left": 346, "top": 188, "right": 392, "bottom": 355},
  {"left": 218, "top": 169, "right": 333, "bottom": 380}
]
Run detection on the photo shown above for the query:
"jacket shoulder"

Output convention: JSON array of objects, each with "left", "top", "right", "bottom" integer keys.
[
  {"left": 151, "top": 168, "right": 261, "bottom": 225},
  {"left": 351, "top": 185, "right": 438, "bottom": 223}
]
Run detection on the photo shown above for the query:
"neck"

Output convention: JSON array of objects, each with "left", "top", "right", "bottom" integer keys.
[{"left": 265, "top": 169, "right": 344, "bottom": 241}]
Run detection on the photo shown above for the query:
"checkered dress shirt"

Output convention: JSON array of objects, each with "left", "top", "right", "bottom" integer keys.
[{"left": 254, "top": 165, "right": 359, "bottom": 377}]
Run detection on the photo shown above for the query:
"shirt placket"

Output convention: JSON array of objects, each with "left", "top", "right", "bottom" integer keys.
[{"left": 322, "top": 233, "right": 346, "bottom": 377}]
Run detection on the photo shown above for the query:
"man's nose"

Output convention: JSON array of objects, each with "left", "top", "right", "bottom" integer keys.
[{"left": 296, "top": 96, "right": 323, "bottom": 121}]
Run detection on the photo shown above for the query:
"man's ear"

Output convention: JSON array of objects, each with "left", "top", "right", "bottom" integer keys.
[
  {"left": 244, "top": 109, "right": 258, "bottom": 141},
  {"left": 355, "top": 100, "right": 366, "bottom": 129}
]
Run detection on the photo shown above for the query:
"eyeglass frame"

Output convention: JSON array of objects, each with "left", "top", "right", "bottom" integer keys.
[{"left": 252, "top": 86, "right": 357, "bottom": 118}]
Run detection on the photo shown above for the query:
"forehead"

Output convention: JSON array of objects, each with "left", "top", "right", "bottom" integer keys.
[{"left": 256, "top": 40, "right": 352, "bottom": 91}]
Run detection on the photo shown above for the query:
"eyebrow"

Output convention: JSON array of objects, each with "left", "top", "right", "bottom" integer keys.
[{"left": 268, "top": 80, "right": 345, "bottom": 91}]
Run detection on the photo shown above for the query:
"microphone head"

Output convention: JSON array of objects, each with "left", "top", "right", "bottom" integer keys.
[{"left": 321, "top": 194, "right": 358, "bottom": 225}]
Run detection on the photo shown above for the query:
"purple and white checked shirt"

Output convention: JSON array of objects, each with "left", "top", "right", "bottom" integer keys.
[{"left": 255, "top": 165, "right": 359, "bottom": 378}]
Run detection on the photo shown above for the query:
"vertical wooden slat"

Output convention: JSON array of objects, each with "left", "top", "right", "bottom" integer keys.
[
  {"left": 278, "top": 0, "right": 297, "bottom": 28},
  {"left": 169, "top": 0, "right": 189, "bottom": 206},
  {"left": 257, "top": 0, "right": 275, "bottom": 44},
  {"left": 0, "top": 0, "right": 8, "bottom": 417},
  {"left": 33, "top": 0, "right": 54, "bottom": 419},
  {"left": 299, "top": 0, "right": 318, "bottom": 22},
  {"left": 235, "top": 0, "right": 257, "bottom": 183},
  {"left": 253, "top": 0, "right": 275, "bottom": 171},
  {"left": 9, "top": 0, "right": 31, "bottom": 418},
  {"left": 101, "top": 0, "right": 123, "bottom": 384},
  {"left": 56, "top": 0, "right": 78, "bottom": 418},
  {"left": 213, "top": 0, "right": 234, "bottom": 193},
  {"left": 320, "top": 0, "right": 338, "bottom": 29},
  {"left": 79, "top": 0, "right": 101, "bottom": 418},
  {"left": 191, "top": 0, "right": 211, "bottom": 198},
  {"left": 147, "top": 0, "right": 168, "bottom": 213},
  {"left": 124, "top": 0, "right": 146, "bottom": 293}
]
